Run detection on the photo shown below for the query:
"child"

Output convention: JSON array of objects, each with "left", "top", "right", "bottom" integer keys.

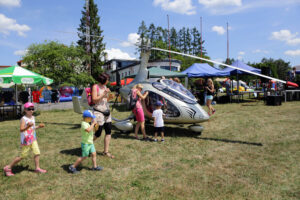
[
  {"left": 69, "top": 110, "right": 103, "bottom": 174},
  {"left": 3, "top": 102, "right": 46, "bottom": 176},
  {"left": 152, "top": 101, "right": 165, "bottom": 142}
]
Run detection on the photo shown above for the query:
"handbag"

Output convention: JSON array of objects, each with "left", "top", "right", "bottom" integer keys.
[{"left": 93, "top": 108, "right": 110, "bottom": 117}]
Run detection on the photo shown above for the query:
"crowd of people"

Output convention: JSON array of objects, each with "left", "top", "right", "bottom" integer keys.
[{"left": 3, "top": 73, "right": 214, "bottom": 176}]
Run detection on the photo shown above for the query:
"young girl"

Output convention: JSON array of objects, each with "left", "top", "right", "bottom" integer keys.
[
  {"left": 3, "top": 102, "right": 46, "bottom": 176},
  {"left": 206, "top": 78, "right": 216, "bottom": 116},
  {"left": 131, "top": 84, "right": 149, "bottom": 140}
]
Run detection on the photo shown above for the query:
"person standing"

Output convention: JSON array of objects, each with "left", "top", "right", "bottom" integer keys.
[
  {"left": 206, "top": 78, "right": 216, "bottom": 116},
  {"left": 152, "top": 101, "right": 165, "bottom": 142},
  {"left": 131, "top": 84, "right": 149, "bottom": 140},
  {"left": 92, "top": 73, "right": 114, "bottom": 159}
]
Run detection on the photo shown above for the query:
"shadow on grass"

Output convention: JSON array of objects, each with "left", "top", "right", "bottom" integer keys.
[
  {"left": 198, "top": 137, "right": 263, "bottom": 146},
  {"left": 60, "top": 147, "right": 82, "bottom": 156},
  {"left": 61, "top": 164, "right": 90, "bottom": 174},
  {"left": 8, "top": 165, "right": 34, "bottom": 174},
  {"left": 36, "top": 121, "right": 81, "bottom": 129}
]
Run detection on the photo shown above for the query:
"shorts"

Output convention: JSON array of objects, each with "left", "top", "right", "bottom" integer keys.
[
  {"left": 81, "top": 143, "right": 96, "bottom": 157},
  {"left": 133, "top": 108, "right": 145, "bottom": 122},
  {"left": 94, "top": 122, "right": 112, "bottom": 138},
  {"left": 20, "top": 140, "right": 40, "bottom": 158},
  {"left": 206, "top": 95, "right": 213, "bottom": 100},
  {"left": 154, "top": 127, "right": 164, "bottom": 133}
]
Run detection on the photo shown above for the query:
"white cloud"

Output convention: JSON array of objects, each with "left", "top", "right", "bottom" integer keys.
[
  {"left": 253, "top": 49, "right": 269, "bottom": 54},
  {"left": 153, "top": 0, "right": 196, "bottom": 15},
  {"left": 104, "top": 48, "right": 136, "bottom": 60},
  {"left": 284, "top": 49, "right": 300, "bottom": 56},
  {"left": 0, "top": 14, "right": 30, "bottom": 36},
  {"left": 0, "top": 0, "right": 20, "bottom": 7},
  {"left": 238, "top": 51, "right": 245, "bottom": 55},
  {"left": 198, "top": 0, "right": 242, "bottom": 7},
  {"left": 198, "top": 0, "right": 300, "bottom": 15},
  {"left": 14, "top": 49, "right": 27, "bottom": 56},
  {"left": 270, "top": 29, "right": 300, "bottom": 46},
  {"left": 121, "top": 33, "right": 140, "bottom": 47},
  {"left": 212, "top": 26, "right": 225, "bottom": 35}
]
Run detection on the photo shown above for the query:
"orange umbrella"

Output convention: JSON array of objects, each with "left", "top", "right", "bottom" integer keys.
[{"left": 110, "top": 78, "right": 133, "bottom": 86}]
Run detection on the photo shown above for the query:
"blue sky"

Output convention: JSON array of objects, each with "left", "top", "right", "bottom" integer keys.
[{"left": 0, "top": 0, "right": 300, "bottom": 67}]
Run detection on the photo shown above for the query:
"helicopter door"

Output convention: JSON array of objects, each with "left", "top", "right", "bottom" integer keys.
[{"left": 145, "top": 91, "right": 180, "bottom": 118}]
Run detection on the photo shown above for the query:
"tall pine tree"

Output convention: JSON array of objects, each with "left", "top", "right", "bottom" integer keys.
[{"left": 77, "top": 0, "right": 105, "bottom": 79}]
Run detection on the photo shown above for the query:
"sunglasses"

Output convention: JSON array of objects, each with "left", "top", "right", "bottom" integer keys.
[{"left": 26, "top": 108, "right": 35, "bottom": 111}]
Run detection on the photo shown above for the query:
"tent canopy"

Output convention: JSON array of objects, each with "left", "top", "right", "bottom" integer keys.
[
  {"left": 0, "top": 65, "right": 53, "bottom": 85},
  {"left": 222, "top": 60, "right": 261, "bottom": 75},
  {"left": 126, "top": 67, "right": 186, "bottom": 78},
  {"left": 182, "top": 63, "right": 230, "bottom": 77}
]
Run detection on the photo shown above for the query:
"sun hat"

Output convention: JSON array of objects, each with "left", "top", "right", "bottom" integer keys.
[
  {"left": 24, "top": 102, "right": 34, "bottom": 109},
  {"left": 83, "top": 110, "right": 96, "bottom": 118},
  {"left": 156, "top": 101, "right": 163, "bottom": 106}
]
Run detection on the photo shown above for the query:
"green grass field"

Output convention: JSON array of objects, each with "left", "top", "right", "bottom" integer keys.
[{"left": 0, "top": 101, "right": 299, "bottom": 200}]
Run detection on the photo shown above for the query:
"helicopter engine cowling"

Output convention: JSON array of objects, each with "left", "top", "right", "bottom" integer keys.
[{"left": 114, "top": 120, "right": 133, "bottom": 132}]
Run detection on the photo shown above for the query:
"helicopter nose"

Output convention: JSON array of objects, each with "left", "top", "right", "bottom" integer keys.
[{"left": 195, "top": 104, "right": 210, "bottom": 122}]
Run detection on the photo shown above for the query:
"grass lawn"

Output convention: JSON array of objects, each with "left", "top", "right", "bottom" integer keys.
[{"left": 0, "top": 101, "right": 299, "bottom": 200}]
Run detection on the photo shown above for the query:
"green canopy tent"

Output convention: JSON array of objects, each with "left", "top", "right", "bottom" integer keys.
[{"left": 0, "top": 65, "right": 53, "bottom": 103}]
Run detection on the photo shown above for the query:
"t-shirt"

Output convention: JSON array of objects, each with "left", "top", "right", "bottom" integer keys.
[
  {"left": 152, "top": 109, "right": 164, "bottom": 127},
  {"left": 81, "top": 121, "right": 94, "bottom": 144},
  {"left": 20, "top": 116, "right": 37, "bottom": 146}
]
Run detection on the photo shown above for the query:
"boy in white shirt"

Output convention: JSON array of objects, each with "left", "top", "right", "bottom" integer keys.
[{"left": 152, "top": 101, "right": 165, "bottom": 142}]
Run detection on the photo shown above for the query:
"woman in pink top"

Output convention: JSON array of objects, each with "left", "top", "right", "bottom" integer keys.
[{"left": 132, "top": 84, "right": 149, "bottom": 140}]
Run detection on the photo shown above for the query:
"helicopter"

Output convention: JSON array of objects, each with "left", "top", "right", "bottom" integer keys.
[{"left": 72, "top": 42, "right": 298, "bottom": 133}]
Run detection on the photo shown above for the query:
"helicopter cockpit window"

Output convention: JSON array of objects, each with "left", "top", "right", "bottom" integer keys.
[
  {"left": 145, "top": 91, "right": 180, "bottom": 118},
  {"left": 161, "top": 79, "right": 196, "bottom": 100},
  {"left": 152, "top": 81, "right": 197, "bottom": 104}
]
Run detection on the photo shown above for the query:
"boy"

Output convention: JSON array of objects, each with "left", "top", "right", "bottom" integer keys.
[
  {"left": 152, "top": 101, "right": 165, "bottom": 142},
  {"left": 69, "top": 110, "right": 103, "bottom": 174}
]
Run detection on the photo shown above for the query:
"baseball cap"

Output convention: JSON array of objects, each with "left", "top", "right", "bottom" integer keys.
[
  {"left": 24, "top": 102, "right": 34, "bottom": 109},
  {"left": 83, "top": 110, "right": 96, "bottom": 118},
  {"left": 156, "top": 101, "right": 163, "bottom": 106}
]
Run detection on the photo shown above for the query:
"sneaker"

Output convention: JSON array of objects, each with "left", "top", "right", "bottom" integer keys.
[
  {"left": 161, "top": 139, "right": 165, "bottom": 142},
  {"left": 35, "top": 168, "right": 47, "bottom": 174},
  {"left": 91, "top": 166, "right": 103, "bottom": 171},
  {"left": 3, "top": 166, "right": 14, "bottom": 176},
  {"left": 69, "top": 165, "right": 79, "bottom": 174},
  {"left": 153, "top": 139, "right": 158, "bottom": 142}
]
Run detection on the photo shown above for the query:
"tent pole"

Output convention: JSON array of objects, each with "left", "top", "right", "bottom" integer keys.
[
  {"left": 15, "top": 84, "right": 18, "bottom": 104},
  {"left": 185, "top": 76, "right": 188, "bottom": 88}
]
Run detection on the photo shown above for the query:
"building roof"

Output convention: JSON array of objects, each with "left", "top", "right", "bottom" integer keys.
[{"left": 126, "top": 67, "right": 186, "bottom": 78}]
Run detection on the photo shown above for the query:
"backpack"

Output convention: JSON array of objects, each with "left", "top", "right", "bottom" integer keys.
[
  {"left": 128, "top": 90, "right": 138, "bottom": 110},
  {"left": 85, "top": 87, "right": 94, "bottom": 106}
]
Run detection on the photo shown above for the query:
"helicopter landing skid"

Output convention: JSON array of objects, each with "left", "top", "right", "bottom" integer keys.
[{"left": 188, "top": 125, "right": 204, "bottom": 133}]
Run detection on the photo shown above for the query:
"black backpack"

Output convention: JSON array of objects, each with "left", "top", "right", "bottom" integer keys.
[{"left": 128, "top": 90, "right": 138, "bottom": 110}]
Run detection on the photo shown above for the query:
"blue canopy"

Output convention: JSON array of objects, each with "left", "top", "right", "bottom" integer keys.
[
  {"left": 182, "top": 63, "right": 230, "bottom": 77},
  {"left": 222, "top": 60, "right": 261, "bottom": 75}
]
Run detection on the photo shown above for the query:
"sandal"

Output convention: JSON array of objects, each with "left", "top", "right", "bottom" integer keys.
[
  {"left": 102, "top": 152, "right": 115, "bottom": 159},
  {"left": 35, "top": 168, "right": 47, "bottom": 173},
  {"left": 3, "top": 166, "right": 14, "bottom": 176}
]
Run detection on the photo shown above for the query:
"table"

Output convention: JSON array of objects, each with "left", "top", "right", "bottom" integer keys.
[
  {"left": 282, "top": 90, "right": 300, "bottom": 102},
  {"left": 0, "top": 105, "right": 22, "bottom": 121}
]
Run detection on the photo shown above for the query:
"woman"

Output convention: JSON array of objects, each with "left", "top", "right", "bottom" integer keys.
[
  {"left": 92, "top": 73, "right": 114, "bottom": 158},
  {"left": 131, "top": 84, "right": 149, "bottom": 140},
  {"left": 206, "top": 78, "right": 216, "bottom": 116}
]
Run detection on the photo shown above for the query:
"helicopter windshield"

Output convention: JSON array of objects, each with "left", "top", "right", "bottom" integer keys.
[
  {"left": 145, "top": 91, "right": 180, "bottom": 118},
  {"left": 161, "top": 79, "right": 196, "bottom": 100},
  {"left": 152, "top": 81, "right": 197, "bottom": 104}
]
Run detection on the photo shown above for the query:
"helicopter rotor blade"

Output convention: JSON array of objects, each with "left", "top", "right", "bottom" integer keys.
[{"left": 151, "top": 47, "right": 287, "bottom": 84}]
